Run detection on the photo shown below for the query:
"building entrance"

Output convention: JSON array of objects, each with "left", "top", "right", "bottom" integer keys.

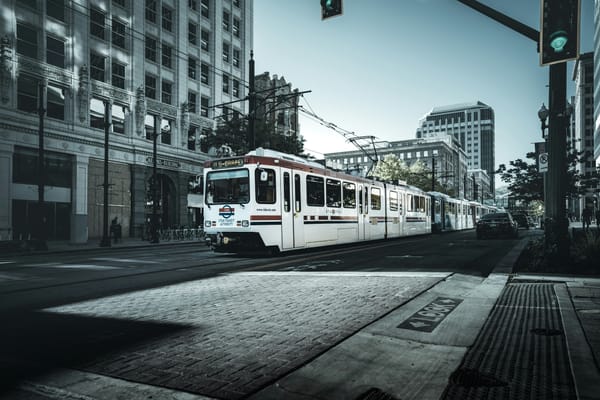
[{"left": 146, "top": 174, "right": 177, "bottom": 229}]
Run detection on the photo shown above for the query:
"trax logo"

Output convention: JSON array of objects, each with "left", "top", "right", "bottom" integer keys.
[{"left": 219, "top": 205, "right": 235, "bottom": 219}]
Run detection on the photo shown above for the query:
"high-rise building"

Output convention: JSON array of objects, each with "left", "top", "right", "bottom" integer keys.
[
  {"left": 573, "top": 52, "right": 596, "bottom": 212},
  {"left": 416, "top": 101, "right": 495, "bottom": 193},
  {"left": 254, "top": 72, "right": 300, "bottom": 141},
  {"left": 0, "top": 0, "right": 253, "bottom": 243},
  {"left": 594, "top": 0, "right": 600, "bottom": 169}
]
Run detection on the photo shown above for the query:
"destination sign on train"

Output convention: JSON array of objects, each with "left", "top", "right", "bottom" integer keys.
[{"left": 211, "top": 158, "right": 244, "bottom": 169}]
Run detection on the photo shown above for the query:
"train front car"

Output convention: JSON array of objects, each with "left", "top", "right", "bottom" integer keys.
[{"left": 203, "top": 155, "right": 276, "bottom": 253}]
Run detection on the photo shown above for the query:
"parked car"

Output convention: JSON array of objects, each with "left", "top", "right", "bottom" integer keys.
[
  {"left": 476, "top": 212, "right": 519, "bottom": 239},
  {"left": 511, "top": 213, "right": 530, "bottom": 229}
]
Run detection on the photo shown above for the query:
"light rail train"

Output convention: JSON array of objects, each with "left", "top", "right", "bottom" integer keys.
[{"left": 203, "top": 148, "right": 497, "bottom": 253}]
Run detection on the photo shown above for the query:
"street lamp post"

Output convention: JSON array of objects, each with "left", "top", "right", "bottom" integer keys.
[
  {"left": 99, "top": 100, "right": 112, "bottom": 247},
  {"left": 36, "top": 82, "right": 48, "bottom": 250},
  {"left": 150, "top": 122, "right": 160, "bottom": 244}
]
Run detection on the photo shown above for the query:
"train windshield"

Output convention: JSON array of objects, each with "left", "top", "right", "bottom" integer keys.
[{"left": 206, "top": 169, "right": 250, "bottom": 205}]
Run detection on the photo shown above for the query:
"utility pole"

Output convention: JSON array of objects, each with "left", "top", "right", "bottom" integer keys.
[
  {"left": 37, "top": 82, "right": 47, "bottom": 250},
  {"left": 248, "top": 51, "right": 256, "bottom": 149},
  {"left": 431, "top": 155, "right": 435, "bottom": 191},
  {"left": 150, "top": 121, "right": 159, "bottom": 244}
]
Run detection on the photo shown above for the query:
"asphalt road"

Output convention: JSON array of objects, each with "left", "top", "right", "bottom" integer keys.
[{"left": 0, "top": 230, "right": 528, "bottom": 399}]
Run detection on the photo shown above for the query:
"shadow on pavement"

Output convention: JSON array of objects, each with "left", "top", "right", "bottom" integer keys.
[{"left": 0, "top": 310, "right": 192, "bottom": 394}]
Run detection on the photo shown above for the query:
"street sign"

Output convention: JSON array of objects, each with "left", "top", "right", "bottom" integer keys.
[
  {"left": 539, "top": 152, "right": 548, "bottom": 173},
  {"left": 397, "top": 297, "right": 463, "bottom": 333}
]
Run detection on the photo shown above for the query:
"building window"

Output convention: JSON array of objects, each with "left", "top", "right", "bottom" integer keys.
[
  {"left": 145, "top": 0, "right": 157, "bottom": 23},
  {"left": 232, "top": 79, "right": 239, "bottom": 98},
  {"left": 201, "top": 0, "right": 209, "bottom": 18},
  {"left": 222, "top": 74, "right": 229, "bottom": 94},
  {"left": 200, "top": 63, "right": 209, "bottom": 84},
  {"left": 145, "top": 36, "right": 157, "bottom": 62},
  {"left": 233, "top": 18, "right": 240, "bottom": 37},
  {"left": 17, "top": 23, "right": 38, "bottom": 59},
  {"left": 161, "top": 80, "right": 172, "bottom": 104},
  {"left": 112, "top": 18, "right": 126, "bottom": 49},
  {"left": 223, "top": 10, "right": 230, "bottom": 31},
  {"left": 111, "top": 61, "right": 125, "bottom": 88},
  {"left": 90, "top": 8, "right": 105, "bottom": 40},
  {"left": 188, "top": 57, "right": 197, "bottom": 79},
  {"left": 17, "top": 75, "right": 39, "bottom": 113},
  {"left": 162, "top": 43, "right": 173, "bottom": 68},
  {"left": 46, "top": 84, "right": 64, "bottom": 120},
  {"left": 145, "top": 114, "right": 156, "bottom": 140},
  {"left": 160, "top": 118, "right": 172, "bottom": 145},
  {"left": 201, "top": 96, "right": 209, "bottom": 117},
  {"left": 90, "top": 98, "right": 105, "bottom": 129},
  {"left": 162, "top": 6, "right": 173, "bottom": 31},
  {"left": 112, "top": 103, "right": 125, "bottom": 134},
  {"left": 189, "top": 0, "right": 198, "bottom": 11},
  {"left": 47, "top": 0, "right": 65, "bottom": 22},
  {"left": 189, "top": 22, "right": 198, "bottom": 45},
  {"left": 233, "top": 48, "right": 240, "bottom": 67},
  {"left": 46, "top": 36, "right": 65, "bottom": 68},
  {"left": 188, "top": 126, "right": 197, "bottom": 150},
  {"left": 90, "top": 52, "right": 105, "bottom": 81},
  {"left": 188, "top": 91, "right": 197, "bottom": 113},
  {"left": 222, "top": 42, "right": 230, "bottom": 63},
  {"left": 201, "top": 29, "right": 209, "bottom": 51},
  {"left": 145, "top": 74, "right": 156, "bottom": 99}
]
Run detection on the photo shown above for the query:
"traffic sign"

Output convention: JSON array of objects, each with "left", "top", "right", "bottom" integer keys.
[
  {"left": 539, "top": 152, "right": 548, "bottom": 173},
  {"left": 397, "top": 297, "right": 463, "bottom": 332}
]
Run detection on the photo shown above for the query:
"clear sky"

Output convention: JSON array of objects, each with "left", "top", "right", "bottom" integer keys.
[{"left": 253, "top": 0, "right": 595, "bottom": 188}]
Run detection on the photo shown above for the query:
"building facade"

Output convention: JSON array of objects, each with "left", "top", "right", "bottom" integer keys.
[
  {"left": 0, "top": 0, "right": 253, "bottom": 242},
  {"left": 415, "top": 101, "right": 495, "bottom": 194},
  {"left": 254, "top": 72, "right": 299, "bottom": 140},
  {"left": 594, "top": 0, "right": 600, "bottom": 166},
  {"left": 573, "top": 52, "right": 596, "bottom": 212},
  {"left": 322, "top": 135, "right": 489, "bottom": 201}
]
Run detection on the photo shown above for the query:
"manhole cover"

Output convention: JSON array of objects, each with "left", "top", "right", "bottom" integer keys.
[
  {"left": 355, "top": 387, "right": 398, "bottom": 400},
  {"left": 531, "top": 328, "right": 562, "bottom": 336},
  {"left": 449, "top": 368, "right": 507, "bottom": 387}
]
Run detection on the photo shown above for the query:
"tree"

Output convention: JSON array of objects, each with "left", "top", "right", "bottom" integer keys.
[{"left": 372, "top": 154, "right": 452, "bottom": 194}]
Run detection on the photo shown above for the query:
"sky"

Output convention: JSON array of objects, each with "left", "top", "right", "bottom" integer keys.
[{"left": 253, "top": 0, "right": 595, "bottom": 188}]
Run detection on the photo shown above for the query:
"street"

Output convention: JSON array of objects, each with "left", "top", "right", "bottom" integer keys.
[{"left": 0, "top": 230, "right": 526, "bottom": 399}]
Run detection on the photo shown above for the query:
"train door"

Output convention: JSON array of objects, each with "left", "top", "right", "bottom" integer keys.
[
  {"left": 358, "top": 185, "right": 366, "bottom": 240},
  {"left": 293, "top": 172, "right": 305, "bottom": 247},
  {"left": 281, "top": 170, "right": 293, "bottom": 249}
]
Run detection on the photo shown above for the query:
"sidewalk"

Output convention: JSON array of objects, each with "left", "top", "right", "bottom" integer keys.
[{"left": 0, "top": 235, "right": 204, "bottom": 256}]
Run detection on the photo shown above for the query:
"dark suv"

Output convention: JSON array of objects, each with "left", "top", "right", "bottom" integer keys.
[{"left": 476, "top": 212, "right": 519, "bottom": 239}]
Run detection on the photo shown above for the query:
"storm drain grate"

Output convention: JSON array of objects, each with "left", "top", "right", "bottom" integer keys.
[
  {"left": 530, "top": 327, "right": 563, "bottom": 336},
  {"left": 354, "top": 387, "right": 398, "bottom": 400},
  {"left": 442, "top": 283, "right": 576, "bottom": 400},
  {"left": 449, "top": 368, "right": 507, "bottom": 387}
]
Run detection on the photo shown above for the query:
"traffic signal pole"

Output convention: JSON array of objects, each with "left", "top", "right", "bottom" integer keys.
[
  {"left": 545, "top": 62, "right": 569, "bottom": 260},
  {"left": 458, "top": 0, "right": 575, "bottom": 262}
]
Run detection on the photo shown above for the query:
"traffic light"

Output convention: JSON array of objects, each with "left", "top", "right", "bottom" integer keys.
[
  {"left": 540, "top": 0, "right": 580, "bottom": 65},
  {"left": 321, "top": 0, "right": 342, "bottom": 20}
]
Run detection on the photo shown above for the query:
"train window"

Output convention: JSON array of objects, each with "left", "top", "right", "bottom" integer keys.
[
  {"left": 389, "top": 191, "right": 398, "bottom": 211},
  {"left": 371, "top": 187, "right": 381, "bottom": 210},
  {"left": 205, "top": 169, "right": 249, "bottom": 204},
  {"left": 255, "top": 168, "right": 276, "bottom": 204},
  {"left": 343, "top": 182, "right": 356, "bottom": 208},
  {"left": 407, "top": 194, "right": 413, "bottom": 211},
  {"left": 306, "top": 175, "right": 324, "bottom": 206},
  {"left": 326, "top": 179, "right": 341, "bottom": 208},
  {"left": 358, "top": 187, "right": 363, "bottom": 213},
  {"left": 283, "top": 172, "right": 290, "bottom": 212},
  {"left": 294, "top": 174, "right": 301, "bottom": 212}
]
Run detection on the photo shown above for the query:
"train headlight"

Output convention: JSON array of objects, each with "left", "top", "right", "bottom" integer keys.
[
  {"left": 204, "top": 220, "right": 211, "bottom": 228},
  {"left": 242, "top": 220, "right": 249, "bottom": 227}
]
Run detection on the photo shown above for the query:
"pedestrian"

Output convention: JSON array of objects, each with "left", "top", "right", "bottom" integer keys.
[
  {"left": 111, "top": 217, "right": 122, "bottom": 243},
  {"left": 596, "top": 209, "right": 600, "bottom": 227},
  {"left": 582, "top": 207, "right": 592, "bottom": 231}
]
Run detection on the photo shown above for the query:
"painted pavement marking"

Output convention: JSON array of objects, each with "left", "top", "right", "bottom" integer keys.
[{"left": 397, "top": 297, "right": 464, "bottom": 333}]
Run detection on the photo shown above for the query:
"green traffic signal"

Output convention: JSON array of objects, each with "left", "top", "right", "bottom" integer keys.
[
  {"left": 321, "top": 0, "right": 342, "bottom": 20},
  {"left": 549, "top": 30, "right": 568, "bottom": 52},
  {"left": 540, "top": 0, "right": 580, "bottom": 65}
]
